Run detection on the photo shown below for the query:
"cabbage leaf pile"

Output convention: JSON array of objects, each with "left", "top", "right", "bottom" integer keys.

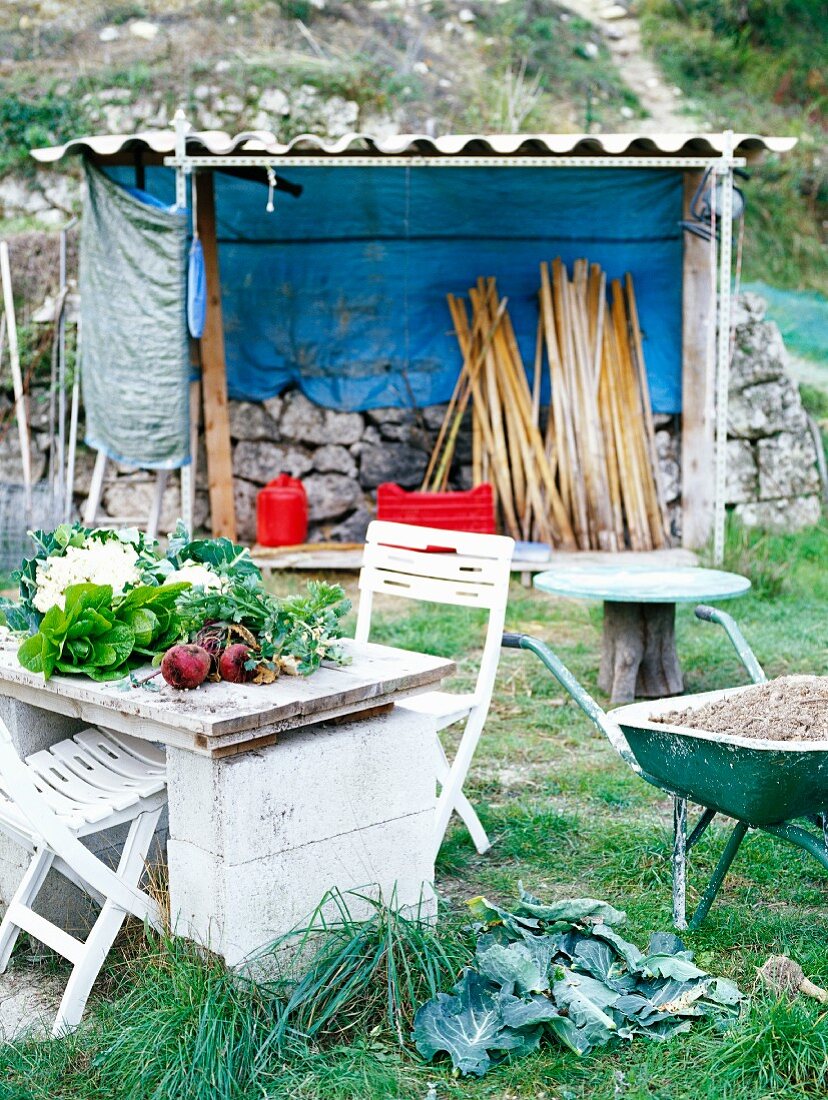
[{"left": 413, "top": 885, "right": 743, "bottom": 1077}]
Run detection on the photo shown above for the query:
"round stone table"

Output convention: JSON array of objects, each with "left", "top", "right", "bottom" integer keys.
[{"left": 534, "top": 565, "right": 751, "bottom": 704}]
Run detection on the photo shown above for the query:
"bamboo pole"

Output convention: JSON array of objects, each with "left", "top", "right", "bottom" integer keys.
[{"left": 626, "top": 273, "right": 671, "bottom": 542}]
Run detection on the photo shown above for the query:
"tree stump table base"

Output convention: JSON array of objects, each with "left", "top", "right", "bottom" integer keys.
[{"left": 598, "top": 601, "right": 684, "bottom": 704}]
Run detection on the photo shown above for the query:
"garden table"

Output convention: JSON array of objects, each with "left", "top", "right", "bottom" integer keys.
[
  {"left": 533, "top": 564, "right": 750, "bottom": 704},
  {"left": 0, "top": 635, "right": 453, "bottom": 965}
]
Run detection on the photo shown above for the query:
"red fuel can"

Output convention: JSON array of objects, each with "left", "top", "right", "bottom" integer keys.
[{"left": 256, "top": 474, "right": 308, "bottom": 546}]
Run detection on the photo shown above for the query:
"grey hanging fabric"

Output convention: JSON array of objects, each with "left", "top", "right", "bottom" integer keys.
[{"left": 79, "top": 161, "right": 190, "bottom": 469}]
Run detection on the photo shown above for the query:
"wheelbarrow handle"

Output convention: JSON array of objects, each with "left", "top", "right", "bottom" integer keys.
[
  {"left": 693, "top": 606, "right": 767, "bottom": 685},
  {"left": 502, "top": 633, "right": 640, "bottom": 773}
]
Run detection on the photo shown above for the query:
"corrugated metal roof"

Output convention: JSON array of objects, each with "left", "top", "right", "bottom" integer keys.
[{"left": 31, "top": 129, "right": 797, "bottom": 164}]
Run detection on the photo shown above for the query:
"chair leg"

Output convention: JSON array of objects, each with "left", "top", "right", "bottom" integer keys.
[
  {"left": 0, "top": 847, "right": 54, "bottom": 972},
  {"left": 53, "top": 808, "right": 163, "bottom": 1036},
  {"left": 434, "top": 725, "right": 491, "bottom": 858}
]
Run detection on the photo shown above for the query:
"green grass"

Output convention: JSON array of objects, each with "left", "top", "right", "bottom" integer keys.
[
  {"left": 640, "top": 0, "right": 826, "bottom": 296},
  {"left": 4, "top": 525, "right": 828, "bottom": 1097}
]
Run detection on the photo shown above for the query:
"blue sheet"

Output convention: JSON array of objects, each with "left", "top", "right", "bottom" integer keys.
[{"left": 107, "top": 165, "right": 684, "bottom": 413}]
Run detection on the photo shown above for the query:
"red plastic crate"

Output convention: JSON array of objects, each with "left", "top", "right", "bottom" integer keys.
[{"left": 376, "top": 482, "right": 496, "bottom": 534}]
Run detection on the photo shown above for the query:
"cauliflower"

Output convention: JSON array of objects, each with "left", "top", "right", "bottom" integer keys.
[{"left": 33, "top": 539, "right": 142, "bottom": 613}]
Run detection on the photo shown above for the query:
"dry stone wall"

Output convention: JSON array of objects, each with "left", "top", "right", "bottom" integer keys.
[{"left": 2, "top": 296, "right": 821, "bottom": 543}]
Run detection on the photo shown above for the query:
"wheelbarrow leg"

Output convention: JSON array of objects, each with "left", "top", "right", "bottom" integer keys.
[
  {"left": 688, "top": 820, "right": 749, "bottom": 930},
  {"left": 672, "top": 797, "right": 688, "bottom": 930}
]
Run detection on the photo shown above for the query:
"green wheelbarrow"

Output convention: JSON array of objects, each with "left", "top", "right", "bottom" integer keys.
[{"left": 503, "top": 605, "right": 828, "bottom": 930}]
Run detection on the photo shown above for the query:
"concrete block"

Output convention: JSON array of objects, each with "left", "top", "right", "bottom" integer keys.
[
  {"left": 169, "top": 808, "right": 436, "bottom": 965},
  {"left": 167, "top": 707, "right": 437, "bottom": 865}
]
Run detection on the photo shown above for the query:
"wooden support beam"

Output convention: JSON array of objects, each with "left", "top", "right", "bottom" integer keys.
[
  {"left": 680, "top": 171, "right": 716, "bottom": 549},
  {"left": 195, "top": 171, "right": 237, "bottom": 540}
]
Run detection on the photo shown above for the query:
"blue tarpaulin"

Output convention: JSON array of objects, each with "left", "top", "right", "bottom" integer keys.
[{"left": 107, "top": 165, "right": 684, "bottom": 414}]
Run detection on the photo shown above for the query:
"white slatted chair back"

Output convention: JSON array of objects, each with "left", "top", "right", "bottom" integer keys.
[
  {"left": 0, "top": 718, "right": 166, "bottom": 1035},
  {"left": 356, "top": 521, "right": 514, "bottom": 704},
  {"left": 356, "top": 521, "right": 514, "bottom": 856}
]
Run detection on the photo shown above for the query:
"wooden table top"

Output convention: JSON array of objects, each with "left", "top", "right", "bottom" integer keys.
[{"left": 0, "top": 635, "right": 454, "bottom": 756}]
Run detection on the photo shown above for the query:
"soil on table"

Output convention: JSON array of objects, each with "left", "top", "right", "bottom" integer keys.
[{"left": 653, "top": 676, "right": 828, "bottom": 741}]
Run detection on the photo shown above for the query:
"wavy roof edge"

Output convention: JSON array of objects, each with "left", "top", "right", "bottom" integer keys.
[{"left": 31, "top": 129, "right": 797, "bottom": 163}]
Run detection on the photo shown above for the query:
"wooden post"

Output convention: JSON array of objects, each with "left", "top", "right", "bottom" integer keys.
[
  {"left": 195, "top": 171, "right": 237, "bottom": 540},
  {"left": 680, "top": 171, "right": 716, "bottom": 548}
]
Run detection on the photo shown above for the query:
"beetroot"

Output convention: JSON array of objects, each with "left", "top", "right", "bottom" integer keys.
[
  {"left": 219, "top": 643, "right": 254, "bottom": 683},
  {"left": 161, "top": 644, "right": 212, "bottom": 690}
]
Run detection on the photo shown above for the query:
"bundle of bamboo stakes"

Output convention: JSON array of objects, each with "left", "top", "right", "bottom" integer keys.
[{"left": 422, "top": 260, "right": 670, "bottom": 551}]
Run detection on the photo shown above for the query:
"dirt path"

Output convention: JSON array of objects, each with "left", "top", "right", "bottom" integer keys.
[{"left": 560, "top": 0, "right": 702, "bottom": 131}]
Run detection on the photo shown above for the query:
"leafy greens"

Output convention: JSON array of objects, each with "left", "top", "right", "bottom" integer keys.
[
  {"left": 17, "top": 582, "right": 189, "bottom": 681},
  {"left": 413, "top": 884, "right": 743, "bottom": 1077}
]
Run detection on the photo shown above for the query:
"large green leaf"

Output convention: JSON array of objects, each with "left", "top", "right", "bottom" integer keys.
[
  {"left": 466, "top": 896, "right": 542, "bottom": 937},
  {"left": 639, "top": 954, "right": 706, "bottom": 981},
  {"left": 120, "top": 607, "right": 159, "bottom": 648},
  {"left": 499, "top": 992, "right": 561, "bottom": 1029},
  {"left": 592, "top": 922, "right": 644, "bottom": 972},
  {"left": 477, "top": 941, "right": 549, "bottom": 993},
  {"left": 517, "top": 886, "right": 626, "bottom": 929},
  {"left": 413, "top": 970, "right": 535, "bottom": 1077},
  {"left": 552, "top": 970, "right": 618, "bottom": 1049},
  {"left": 17, "top": 632, "right": 60, "bottom": 678}
]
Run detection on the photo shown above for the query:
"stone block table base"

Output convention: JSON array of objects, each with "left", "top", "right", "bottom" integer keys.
[{"left": 598, "top": 602, "right": 684, "bottom": 705}]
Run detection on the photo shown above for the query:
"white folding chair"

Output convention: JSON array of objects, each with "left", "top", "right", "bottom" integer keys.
[
  {"left": 355, "top": 521, "right": 514, "bottom": 859},
  {"left": 0, "top": 719, "right": 167, "bottom": 1035}
]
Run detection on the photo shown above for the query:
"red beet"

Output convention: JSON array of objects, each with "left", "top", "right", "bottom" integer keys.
[
  {"left": 161, "top": 644, "right": 212, "bottom": 690},
  {"left": 219, "top": 643, "right": 254, "bottom": 683}
]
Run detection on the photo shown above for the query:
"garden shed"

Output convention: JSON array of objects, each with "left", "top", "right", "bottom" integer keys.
[{"left": 31, "top": 123, "right": 795, "bottom": 556}]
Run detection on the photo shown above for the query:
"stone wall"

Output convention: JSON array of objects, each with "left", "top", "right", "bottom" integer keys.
[
  {"left": 725, "top": 294, "right": 822, "bottom": 530},
  {"left": 2, "top": 294, "right": 821, "bottom": 543}
]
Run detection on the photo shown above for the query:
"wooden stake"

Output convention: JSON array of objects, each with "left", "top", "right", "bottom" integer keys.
[{"left": 196, "top": 171, "right": 237, "bottom": 540}]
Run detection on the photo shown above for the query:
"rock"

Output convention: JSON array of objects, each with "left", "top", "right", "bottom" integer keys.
[
  {"left": 600, "top": 3, "right": 628, "bottom": 18},
  {"left": 259, "top": 89, "right": 290, "bottom": 116},
  {"left": 725, "top": 439, "right": 758, "bottom": 504},
  {"left": 756, "top": 431, "right": 820, "bottom": 500},
  {"left": 319, "top": 96, "right": 359, "bottom": 137},
  {"left": 263, "top": 395, "right": 284, "bottom": 423},
  {"left": 581, "top": 41, "right": 600, "bottom": 59},
  {"left": 233, "top": 477, "right": 259, "bottom": 544},
  {"left": 730, "top": 319, "right": 787, "bottom": 390},
  {"left": 358, "top": 442, "right": 428, "bottom": 489},
  {"left": 101, "top": 476, "right": 209, "bottom": 531},
  {"left": 228, "top": 401, "right": 279, "bottom": 442},
  {"left": 329, "top": 506, "right": 372, "bottom": 543},
  {"left": 0, "top": 434, "right": 46, "bottom": 484},
  {"left": 69, "top": 448, "right": 99, "bottom": 497},
  {"left": 421, "top": 404, "right": 449, "bottom": 431},
  {"left": 728, "top": 377, "right": 808, "bottom": 440},
  {"left": 301, "top": 473, "right": 362, "bottom": 521},
  {"left": 313, "top": 444, "right": 357, "bottom": 477},
  {"left": 655, "top": 429, "right": 680, "bottom": 503},
  {"left": 734, "top": 495, "right": 822, "bottom": 532},
  {"left": 216, "top": 94, "right": 244, "bottom": 116},
  {"left": 279, "top": 392, "right": 363, "bottom": 446},
  {"left": 129, "top": 20, "right": 159, "bottom": 40},
  {"left": 98, "top": 26, "right": 119, "bottom": 42},
  {"left": 458, "top": 7, "right": 476, "bottom": 21},
  {"left": 232, "top": 441, "right": 313, "bottom": 484},
  {"left": 731, "top": 292, "right": 767, "bottom": 327},
  {"left": 326, "top": 409, "right": 364, "bottom": 445}
]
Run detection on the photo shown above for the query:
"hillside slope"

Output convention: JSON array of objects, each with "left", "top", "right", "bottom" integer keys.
[{"left": 0, "top": 0, "right": 822, "bottom": 296}]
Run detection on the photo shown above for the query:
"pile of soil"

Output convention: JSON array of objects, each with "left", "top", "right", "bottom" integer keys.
[{"left": 653, "top": 676, "right": 828, "bottom": 742}]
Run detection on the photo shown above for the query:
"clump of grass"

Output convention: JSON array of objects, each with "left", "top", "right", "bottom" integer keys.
[
  {"left": 0, "top": 890, "right": 471, "bottom": 1100},
  {"left": 715, "top": 517, "right": 790, "bottom": 599},
  {"left": 707, "top": 995, "right": 828, "bottom": 1094},
  {"left": 259, "top": 888, "right": 471, "bottom": 1049}
]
